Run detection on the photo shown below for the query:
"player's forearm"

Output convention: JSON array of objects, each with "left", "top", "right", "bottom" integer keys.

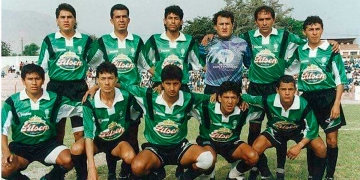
[
  {"left": 85, "top": 138, "right": 96, "bottom": 169},
  {"left": 297, "top": 138, "right": 310, "bottom": 149},
  {"left": 1, "top": 135, "right": 10, "bottom": 154},
  {"left": 334, "top": 84, "right": 344, "bottom": 106}
]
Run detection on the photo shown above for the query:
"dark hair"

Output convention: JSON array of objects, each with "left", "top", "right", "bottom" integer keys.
[
  {"left": 277, "top": 75, "right": 296, "bottom": 88},
  {"left": 96, "top": 62, "right": 118, "bottom": 78},
  {"left": 21, "top": 64, "right": 45, "bottom": 80},
  {"left": 212, "top": 10, "right": 234, "bottom": 25},
  {"left": 110, "top": 4, "right": 129, "bottom": 18},
  {"left": 254, "top": 5, "right": 275, "bottom": 20},
  {"left": 303, "top": 16, "right": 323, "bottom": 30},
  {"left": 164, "top": 5, "right": 183, "bottom": 30},
  {"left": 161, "top": 65, "right": 183, "bottom": 82},
  {"left": 216, "top": 81, "right": 241, "bottom": 102},
  {"left": 56, "top": 3, "right": 77, "bottom": 29}
]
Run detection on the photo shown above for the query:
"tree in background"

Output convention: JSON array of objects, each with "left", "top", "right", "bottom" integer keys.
[
  {"left": 183, "top": 0, "right": 304, "bottom": 39},
  {"left": 2, "top": 41, "right": 12, "bottom": 56},
  {"left": 23, "top": 43, "right": 40, "bottom": 56}
]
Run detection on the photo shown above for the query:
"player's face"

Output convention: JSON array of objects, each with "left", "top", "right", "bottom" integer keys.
[
  {"left": 255, "top": 10, "right": 275, "bottom": 37},
  {"left": 214, "top": 16, "right": 233, "bottom": 39},
  {"left": 111, "top": 10, "right": 130, "bottom": 33},
  {"left": 164, "top": 13, "right": 183, "bottom": 32},
  {"left": 303, "top": 23, "right": 323, "bottom": 47},
  {"left": 218, "top": 91, "right": 239, "bottom": 116},
  {"left": 162, "top": 79, "right": 181, "bottom": 98},
  {"left": 22, "top": 73, "right": 44, "bottom": 97},
  {"left": 56, "top": 10, "right": 76, "bottom": 33},
  {"left": 97, "top": 72, "right": 118, "bottom": 94},
  {"left": 276, "top": 82, "right": 296, "bottom": 106}
]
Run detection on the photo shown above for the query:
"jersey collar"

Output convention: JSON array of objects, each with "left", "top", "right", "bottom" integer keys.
[
  {"left": 214, "top": 102, "right": 241, "bottom": 123},
  {"left": 273, "top": 93, "right": 300, "bottom": 110},
  {"left": 156, "top": 90, "right": 184, "bottom": 107},
  {"left": 110, "top": 32, "right": 134, "bottom": 41},
  {"left": 302, "top": 40, "right": 329, "bottom": 50},
  {"left": 160, "top": 32, "right": 186, "bottom": 42},
  {"left": 55, "top": 31, "right": 82, "bottom": 39},
  {"left": 254, "top": 27, "right": 278, "bottom": 37},
  {"left": 94, "top": 88, "right": 124, "bottom": 108},
  {"left": 20, "top": 89, "right": 50, "bottom": 101}
]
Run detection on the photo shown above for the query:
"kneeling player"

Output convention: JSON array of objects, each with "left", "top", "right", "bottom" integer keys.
[
  {"left": 1, "top": 64, "right": 73, "bottom": 180},
  {"left": 70, "top": 62, "right": 136, "bottom": 180},
  {"left": 241, "top": 75, "right": 327, "bottom": 180},
  {"left": 120, "top": 65, "right": 214, "bottom": 179},
  {"left": 193, "top": 81, "right": 259, "bottom": 180}
]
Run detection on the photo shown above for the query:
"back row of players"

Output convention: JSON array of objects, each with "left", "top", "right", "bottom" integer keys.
[{"left": 1, "top": 3, "right": 346, "bottom": 180}]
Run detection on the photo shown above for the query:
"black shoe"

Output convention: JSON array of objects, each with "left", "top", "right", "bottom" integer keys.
[
  {"left": 325, "top": 177, "right": 334, "bottom": 180},
  {"left": 226, "top": 172, "right": 245, "bottom": 180},
  {"left": 175, "top": 166, "right": 184, "bottom": 178},
  {"left": 248, "top": 169, "right": 259, "bottom": 180},
  {"left": 276, "top": 172, "right": 285, "bottom": 180},
  {"left": 108, "top": 173, "right": 117, "bottom": 180}
]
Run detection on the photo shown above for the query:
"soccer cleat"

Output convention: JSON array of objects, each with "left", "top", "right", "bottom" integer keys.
[
  {"left": 107, "top": 173, "right": 117, "bottom": 180},
  {"left": 175, "top": 166, "right": 185, "bottom": 178},
  {"left": 325, "top": 177, "right": 334, "bottom": 180},
  {"left": 276, "top": 172, "right": 285, "bottom": 180},
  {"left": 226, "top": 172, "right": 245, "bottom": 180},
  {"left": 248, "top": 169, "right": 259, "bottom": 180},
  {"left": 118, "top": 169, "right": 130, "bottom": 180}
]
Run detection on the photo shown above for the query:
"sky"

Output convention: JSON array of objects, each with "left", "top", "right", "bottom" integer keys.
[{"left": 1, "top": 0, "right": 360, "bottom": 48}]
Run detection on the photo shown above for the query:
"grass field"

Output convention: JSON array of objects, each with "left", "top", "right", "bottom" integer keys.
[{"left": 10, "top": 104, "right": 360, "bottom": 179}]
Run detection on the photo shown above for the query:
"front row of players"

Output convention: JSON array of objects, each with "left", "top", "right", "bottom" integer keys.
[{"left": 2, "top": 63, "right": 328, "bottom": 180}]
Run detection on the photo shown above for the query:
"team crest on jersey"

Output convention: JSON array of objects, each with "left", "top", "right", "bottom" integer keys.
[
  {"left": 162, "top": 54, "right": 183, "bottom": 69},
  {"left": 320, "top": 57, "right": 327, "bottom": 66},
  {"left": 180, "top": 49, "right": 186, "bottom": 57},
  {"left": 273, "top": 121, "right": 299, "bottom": 132},
  {"left": 254, "top": 49, "right": 278, "bottom": 68},
  {"left": 301, "top": 64, "right": 326, "bottom": 84},
  {"left": 57, "top": 51, "right": 83, "bottom": 70},
  {"left": 215, "top": 49, "right": 235, "bottom": 63},
  {"left": 273, "top": 44, "right": 279, "bottom": 52},
  {"left": 21, "top": 115, "right": 49, "bottom": 137},
  {"left": 112, "top": 54, "right": 135, "bottom": 73},
  {"left": 210, "top": 127, "right": 233, "bottom": 142},
  {"left": 154, "top": 119, "right": 179, "bottom": 139},
  {"left": 99, "top": 122, "right": 125, "bottom": 141}
]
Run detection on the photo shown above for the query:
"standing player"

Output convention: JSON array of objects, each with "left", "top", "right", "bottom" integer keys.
[
  {"left": 289, "top": 16, "right": 347, "bottom": 180},
  {"left": 37, "top": 3, "right": 94, "bottom": 180},
  {"left": 193, "top": 81, "right": 258, "bottom": 180},
  {"left": 1, "top": 64, "right": 73, "bottom": 180},
  {"left": 142, "top": 5, "right": 204, "bottom": 92},
  {"left": 119, "top": 65, "right": 213, "bottom": 179},
  {"left": 202, "top": 10, "right": 251, "bottom": 94},
  {"left": 240, "top": 75, "right": 327, "bottom": 180},
  {"left": 85, "top": 4, "right": 146, "bottom": 180},
  {"left": 71, "top": 62, "right": 136, "bottom": 180}
]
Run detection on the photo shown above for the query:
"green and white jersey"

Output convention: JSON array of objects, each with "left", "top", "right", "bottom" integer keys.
[
  {"left": 89, "top": 32, "right": 147, "bottom": 85},
  {"left": 290, "top": 41, "right": 347, "bottom": 92},
  {"left": 193, "top": 102, "right": 247, "bottom": 142},
  {"left": 1, "top": 90, "right": 69, "bottom": 145},
  {"left": 121, "top": 83, "right": 210, "bottom": 146},
  {"left": 38, "top": 31, "right": 93, "bottom": 81},
  {"left": 242, "top": 93, "right": 319, "bottom": 140},
  {"left": 240, "top": 28, "right": 306, "bottom": 84},
  {"left": 143, "top": 32, "right": 204, "bottom": 84},
  {"left": 83, "top": 88, "right": 133, "bottom": 141}
]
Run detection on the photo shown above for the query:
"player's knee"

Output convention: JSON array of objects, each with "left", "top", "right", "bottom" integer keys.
[
  {"left": 326, "top": 138, "right": 338, "bottom": 148},
  {"left": 131, "top": 159, "right": 147, "bottom": 176},
  {"left": 70, "top": 141, "right": 85, "bottom": 155},
  {"left": 247, "top": 150, "right": 259, "bottom": 166},
  {"left": 195, "top": 151, "right": 213, "bottom": 170},
  {"left": 122, "top": 152, "right": 136, "bottom": 165}
]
